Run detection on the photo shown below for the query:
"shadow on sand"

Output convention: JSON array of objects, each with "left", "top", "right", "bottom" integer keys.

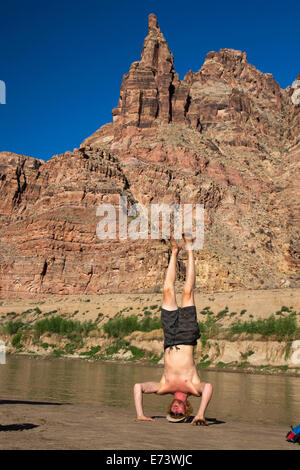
[
  {"left": 0, "top": 423, "right": 39, "bottom": 432},
  {"left": 0, "top": 399, "right": 70, "bottom": 406},
  {"left": 0, "top": 399, "right": 70, "bottom": 433},
  {"left": 151, "top": 416, "right": 226, "bottom": 425}
]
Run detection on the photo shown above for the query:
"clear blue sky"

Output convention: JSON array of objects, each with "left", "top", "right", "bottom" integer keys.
[{"left": 1, "top": 0, "right": 299, "bottom": 161}]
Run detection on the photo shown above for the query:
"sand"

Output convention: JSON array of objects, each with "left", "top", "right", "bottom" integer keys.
[
  {"left": 0, "top": 288, "right": 299, "bottom": 326},
  {"left": 0, "top": 398, "right": 297, "bottom": 450}
]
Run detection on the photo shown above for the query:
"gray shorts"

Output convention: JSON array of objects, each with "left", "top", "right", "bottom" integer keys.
[{"left": 161, "top": 305, "right": 200, "bottom": 350}]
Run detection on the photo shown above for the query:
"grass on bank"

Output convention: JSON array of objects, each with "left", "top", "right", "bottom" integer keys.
[
  {"left": 2, "top": 308, "right": 299, "bottom": 344},
  {"left": 198, "top": 307, "right": 300, "bottom": 346},
  {"left": 0, "top": 316, "right": 98, "bottom": 356},
  {"left": 103, "top": 314, "right": 162, "bottom": 338},
  {"left": 0, "top": 306, "right": 299, "bottom": 364},
  {"left": 228, "top": 312, "right": 299, "bottom": 340},
  {"left": 32, "top": 316, "right": 97, "bottom": 338}
]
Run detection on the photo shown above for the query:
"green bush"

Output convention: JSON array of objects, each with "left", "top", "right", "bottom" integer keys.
[
  {"left": 105, "top": 339, "right": 129, "bottom": 355},
  {"left": 52, "top": 349, "right": 64, "bottom": 358},
  {"left": 198, "top": 354, "right": 212, "bottom": 368},
  {"left": 140, "top": 315, "right": 162, "bottom": 332},
  {"left": 80, "top": 346, "right": 101, "bottom": 357},
  {"left": 198, "top": 315, "right": 219, "bottom": 348},
  {"left": 199, "top": 306, "right": 214, "bottom": 316},
  {"left": 43, "top": 310, "right": 58, "bottom": 317},
  {"left": 5, "top": 320, "right": 24, "bottom": 335},
  {"left": 91, "top": 345, "right": 101, "bottom": 354},
  {"left": 33, "top": 316, "right": 97, "bottom": 338},
  {"left": 148, "top": 352, "right": 163, "bottom": 364},
  {"left": 128, "top": 345, "right": 145, "bottom": 360},
  {"left": 11, "top": 332, "right": 22, "bottom": 349},
  {"left": 240, "top": 350, "right": 255, "bottom": 360},
  {"left": 103, "top": 315, "right": 162, "bottom": 338},
  {"left": 216, "top": 307, "right": 229, "bottom": 320},
  {"left": 198, "top": 315, "right": 219, "bottom": 337},
  {"left": 229, "top": 312, "right": 299, "bottom": 340},
  {"left": 216, "top": 361, "right": 227, "bottom": 368},
  {"left": 103, "top": 316, "right": 138, "bottom": 338},
  {"left": 104, "top": 339, "right": 145, "bottom": 361},
  {"left": 65, "top": 342, "right": 77, "bottom": 355}
]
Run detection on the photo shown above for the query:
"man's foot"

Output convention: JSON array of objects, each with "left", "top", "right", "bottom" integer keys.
[
  {"left": 182, "top": 233, "right": 196, "bottom": 250},
  {"left": 169, "top": 235, "right": 181, "bottom": 254}
]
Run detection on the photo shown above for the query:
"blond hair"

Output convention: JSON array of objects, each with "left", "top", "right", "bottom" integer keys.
[{"left": 166, "top": 398, "right": 193, "bottom": 419}]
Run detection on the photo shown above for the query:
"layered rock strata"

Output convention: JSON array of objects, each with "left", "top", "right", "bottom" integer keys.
[{"left": 0, "top": 13, "right": 299, "bottom": 298}]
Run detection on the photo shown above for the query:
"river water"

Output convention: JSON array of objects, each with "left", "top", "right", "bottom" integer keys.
[{"left": 0, "top": 356, "right": 299, "bottom": 427}]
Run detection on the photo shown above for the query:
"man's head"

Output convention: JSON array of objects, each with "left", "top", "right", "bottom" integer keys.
[{"left": 166, "top": 398, "right": 193, "bottom": 423}]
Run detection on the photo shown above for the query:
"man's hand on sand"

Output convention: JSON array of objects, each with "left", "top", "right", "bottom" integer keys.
[
  {"left": 136, "top": 415, "right": 155, "bottom": 422},
  {"left": 191, "top": 416, "right": 208, "bottom": 426}
]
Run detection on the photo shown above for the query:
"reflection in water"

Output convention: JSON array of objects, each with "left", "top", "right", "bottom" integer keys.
[{"left": 0, "top": 356, "right": 299, "bottom": 426}]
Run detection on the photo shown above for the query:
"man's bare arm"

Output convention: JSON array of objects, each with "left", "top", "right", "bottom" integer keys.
[
  {"left": 133, "top": 382, "right": 160, "bottom": 421},
  {"left": 191, "top": 382, "right": 213, "bottom": 425}
]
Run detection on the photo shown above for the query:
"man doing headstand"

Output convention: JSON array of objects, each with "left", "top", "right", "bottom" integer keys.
[{"left": 133, "top": 234, "right": 213, "bottom": 425}]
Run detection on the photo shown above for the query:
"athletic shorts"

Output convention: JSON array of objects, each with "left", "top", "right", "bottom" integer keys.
[{"left": 161, "top": 305, "right": 201, "bottom": 350}]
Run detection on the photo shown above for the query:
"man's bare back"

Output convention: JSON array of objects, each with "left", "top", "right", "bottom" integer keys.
[{"left": 133, "top": 235, "right": 213, "bottom": 425}]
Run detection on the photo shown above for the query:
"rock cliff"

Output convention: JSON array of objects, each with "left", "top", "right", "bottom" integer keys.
[{"left": 0, "top": 13, "right": 299, "bottom": 298}]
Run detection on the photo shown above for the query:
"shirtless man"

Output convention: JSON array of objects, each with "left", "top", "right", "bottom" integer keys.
[{"left": 133, "top": 235, "right": 213, "bottom": 425}]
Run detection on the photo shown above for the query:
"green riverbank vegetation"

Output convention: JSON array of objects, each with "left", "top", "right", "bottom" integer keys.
[{"left": 0, "top": 304, "right": 299, "bottom": 373}]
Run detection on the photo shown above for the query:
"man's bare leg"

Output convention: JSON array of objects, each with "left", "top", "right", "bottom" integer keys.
[
  {"left": 162, "top": 237, "right": 180, "bottom": 311},
  {"left": 181, "top": 234, "right": 213, "bottom": 425},
  {"left": 181, "top": 234, "right": 195, "bottom": 308}
]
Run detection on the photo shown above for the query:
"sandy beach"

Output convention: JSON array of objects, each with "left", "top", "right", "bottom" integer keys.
[
  {"left": 0, "top": 397, "right": 297, "bottom": 450},
  {"left": 1, "top": 288, "right": 299, "bottom": 326}
]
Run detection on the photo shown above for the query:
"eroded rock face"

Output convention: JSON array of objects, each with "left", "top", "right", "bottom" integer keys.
[
  {"left": 0, "top": 13, "right": 299, "bottom": 298},
  {"left": 112, "top": 13, "right": 182, "bottom": 139},
  {"left": 0, "top": 148, "right": 167, "bottom": 297}
]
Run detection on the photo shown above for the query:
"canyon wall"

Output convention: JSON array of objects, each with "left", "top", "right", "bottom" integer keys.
[{"left": 0, "top": 14, "right": 299, "bottom": 298}]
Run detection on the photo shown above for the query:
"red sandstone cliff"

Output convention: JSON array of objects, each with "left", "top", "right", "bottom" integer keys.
[{"left": 0, "top": 13, "right": 299, "bottom": 299}]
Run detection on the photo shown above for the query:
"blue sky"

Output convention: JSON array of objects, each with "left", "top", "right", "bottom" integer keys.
[{"left": 0, "top": 0, "right": 299, "bottom": 161}]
